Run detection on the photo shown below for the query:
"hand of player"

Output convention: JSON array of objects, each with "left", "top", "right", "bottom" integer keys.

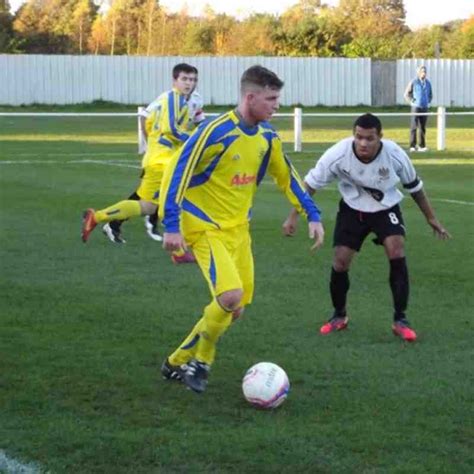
[
  {"left": 428, "top": 218, "right": 451, "bottom": 240},
  {"left": 163, "top": 232, "right": 187, "bottom": 252},
  {"left": 308, "top": 221, "right": 324, "bottom": 251},
  {"left": 282, "top": 210, "right": 299, "bottom": 236}
]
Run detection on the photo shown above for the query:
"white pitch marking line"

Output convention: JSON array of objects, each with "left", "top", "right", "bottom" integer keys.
[
  {"left": 12, "top": 152, "right": 133, "bottom": 157},
  {"left": 0, "top": 159, "right": 140, "bottom": 169},
  {"left": 0, "top": 450, "right": 40, "bottom": 474},
  {"left": 431, "top": 198, "right": 474, "bottom": 206},
  {"left": 78, "top": 160, "right": 140, "bottom": 169},
  {"left": 259, "top": 182, "right": 474, "bottom": 206}
]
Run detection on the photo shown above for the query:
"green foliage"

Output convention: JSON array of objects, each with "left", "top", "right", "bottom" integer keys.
[
  {"left": 6, "top": 0, "right": 474, "bottom": 57},
  {"left": 0, "top": 0, "right": 14, "bottom": 52}
]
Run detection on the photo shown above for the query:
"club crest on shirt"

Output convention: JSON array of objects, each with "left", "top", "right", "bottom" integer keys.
[
  {"left": 378, "top": 167, "right": 390, "bottom": 180},
  {"left": 232, "top": 154, "right": 241, "bottom": 161}
]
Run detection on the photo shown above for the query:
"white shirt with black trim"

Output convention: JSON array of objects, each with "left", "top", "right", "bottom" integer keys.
[{"left": 305, "top": 137, "right": 423, "bottom": 213}]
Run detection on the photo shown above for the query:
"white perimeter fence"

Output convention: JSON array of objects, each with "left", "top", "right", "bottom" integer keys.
[
  {"left": 1, "top": 55, "right": 473, "bottom": 107},
  {"left": 1, "top": 108, "right": 472, "bottom": 152}
]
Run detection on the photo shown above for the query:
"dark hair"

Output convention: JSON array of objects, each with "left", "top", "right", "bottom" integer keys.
[
  {"left": 353, "top": 113, "right": 382, "bottom": 134},
  {"left": 240, "top": 65, "right": 284, "bottom": 91},
  {"left": 172, "top": 63, "right": 196, "bottom": 79}
]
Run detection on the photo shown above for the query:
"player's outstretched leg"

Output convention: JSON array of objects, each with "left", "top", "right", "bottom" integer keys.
[
  {"left": 82, "top": 209, "right": 97, "bottom": 243},
  {"left": 82, "top": 200, "right": 141, "bottom": 243}
]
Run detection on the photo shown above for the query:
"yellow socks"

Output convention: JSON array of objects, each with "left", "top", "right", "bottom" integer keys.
[
  {"left": 168, "top": 318, "right": 205, "bottom": 366},
  {"left": 195, "top": 300, "right": 232, "bottom": 365},
  {"left": 94, "top": 200, "right": 142, "bottom": 223},
  {"left": 168, "top": 300, "right": 232, "bottom": 367}
]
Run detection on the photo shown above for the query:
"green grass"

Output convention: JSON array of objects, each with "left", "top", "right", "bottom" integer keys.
[{"left": 0, "top": 109, "right": 473, "bottom": 473}]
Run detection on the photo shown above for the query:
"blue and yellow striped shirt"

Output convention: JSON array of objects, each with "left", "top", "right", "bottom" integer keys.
[
  {"left": 159, "top": 110, "right": 321, "bottom": 234},
  {"left": 143, "top": 87, "right": 191, "bottom": 166}
]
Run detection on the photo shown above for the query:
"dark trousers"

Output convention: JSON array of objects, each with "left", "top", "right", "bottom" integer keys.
[{"left": 410, "top": 106, "right": 428, "bottom": 148}]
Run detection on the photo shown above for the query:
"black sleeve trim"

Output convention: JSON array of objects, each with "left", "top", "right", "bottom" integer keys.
[{"left": 403, "top": 177, "right": 420, "bottom": 190}]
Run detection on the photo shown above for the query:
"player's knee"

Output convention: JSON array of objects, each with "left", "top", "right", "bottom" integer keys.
[
  {"left": 387, "top": 246, "right": 405, "bottom": 260},
  {"left": 384, "top": 236, "right": 405, "bottom": 259},
  {"left": 217, "top": 289, "right": 243, "bottom": 311},
  {"left": 232, "top": 306, "right": 245, "bottom": 322},
  {"left": 333, "top": 256, "right": 351, "bottom": 272},
  {"left": 139, "top": 200, "right": 157, "bottom": 216}
]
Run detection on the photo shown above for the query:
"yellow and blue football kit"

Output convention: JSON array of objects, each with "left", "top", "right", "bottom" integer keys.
[
  {"left": 92, "top": 88, "right": 191, "bottom": 226},
  {"left": 137, "top": 88, "right": 191, "bottom": 204},
  {"left": 159, "top": 110, "right": 321, "bottom": 367}
]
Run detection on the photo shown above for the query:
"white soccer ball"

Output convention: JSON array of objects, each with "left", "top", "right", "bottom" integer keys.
[{"left": 242, "top": 362, "right": 290, "bottom": 409}]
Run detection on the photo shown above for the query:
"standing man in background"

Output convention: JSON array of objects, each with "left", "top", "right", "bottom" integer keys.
[{"left": 404, "top": 65, "right": 433, "bottom": 152}]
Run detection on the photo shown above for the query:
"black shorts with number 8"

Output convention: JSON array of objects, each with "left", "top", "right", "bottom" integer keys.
[{"left": 333, "top": 199, "right": 406, "bottom": 251}]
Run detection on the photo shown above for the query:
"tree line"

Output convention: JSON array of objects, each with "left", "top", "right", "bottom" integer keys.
[{"left": 0, "top": 0, "right": 473, "bottom": 58}]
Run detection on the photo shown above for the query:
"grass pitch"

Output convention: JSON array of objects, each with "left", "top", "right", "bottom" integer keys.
[{"left": 0, "top": 107, "right": 473, "bottom": 473}]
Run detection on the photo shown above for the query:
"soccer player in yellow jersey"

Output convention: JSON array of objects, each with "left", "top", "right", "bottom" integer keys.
[
  {"left": 159, "top": 65, "right": 325, "bottom": 393},
  {"left": 81, "top": 63, "right": 196, "bottom": 245},
  {"left": 103, "top": 66, "right": 204, "bottom": 247}
]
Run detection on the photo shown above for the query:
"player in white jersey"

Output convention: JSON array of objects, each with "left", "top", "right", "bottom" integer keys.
[
  {"left": 283, "top": 113, "right": 451, "bottom": 342},
  {"left": 186, "top": 89, "right": 205, "bottom": 127}
]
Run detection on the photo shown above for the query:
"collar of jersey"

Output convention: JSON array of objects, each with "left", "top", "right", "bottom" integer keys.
[
  {"left": 352, "top": 141, "right": 384, "bottom": 164},
  {"left": 230, "top": 110, "right": 259, "bottom": 136}
]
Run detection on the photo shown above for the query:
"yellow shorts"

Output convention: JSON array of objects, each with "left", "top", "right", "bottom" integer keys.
[
  {"left": 187, "top": 224, "right": 254, "bottom": 307},
  {"left": 136, "top": 163, "right": 164, "bottom": 204}
]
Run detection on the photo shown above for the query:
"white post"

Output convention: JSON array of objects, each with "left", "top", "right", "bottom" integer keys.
[
  {"left": 138, "top": 106, "right": 147, "bottom": 154},
  {"left": 437, "top": 106, "right": 446, "bottom": 151},
  {"left": 294, "top": 107, "right": 302, "bottom": 152}
]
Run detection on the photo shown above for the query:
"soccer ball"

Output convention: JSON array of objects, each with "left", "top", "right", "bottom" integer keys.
[{"left": 242, "top": 362, "right": 290, "bottom": 409}]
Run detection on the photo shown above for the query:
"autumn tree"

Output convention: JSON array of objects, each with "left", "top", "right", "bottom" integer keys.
[
  {"left": 0, "top": 0, "right": 14, "bottom": 52},
  {"left": 231, "top": 14, "right": 279, "bottom": 56},
  {"left": 71, "top": 0, "right": 96, "bottom": 54},
  {"left": 336, "top": 0, "right": 409, "bottom": 58},
  {"left": 440, "top": 17, "right": 474, "bottom": 58}
]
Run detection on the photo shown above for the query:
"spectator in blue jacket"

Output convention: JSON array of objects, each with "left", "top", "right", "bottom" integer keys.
[{"left": 404, "top": 65, "right": 433, "bottom": 152}]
